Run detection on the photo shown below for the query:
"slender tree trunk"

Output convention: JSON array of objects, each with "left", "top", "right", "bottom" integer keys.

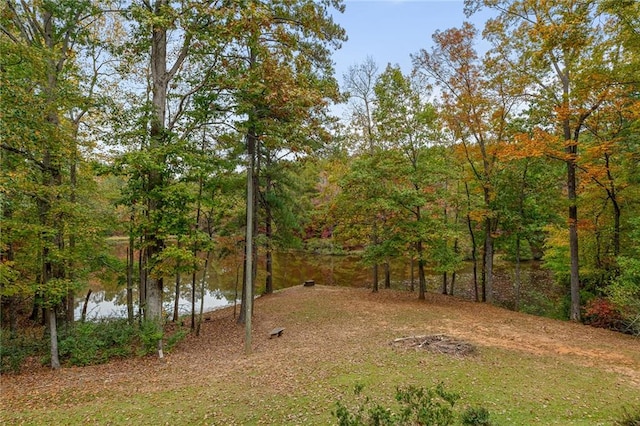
[
  {"left": 442, "top": 272, "right": 448, "bottom": 295},
  {"left": 138, "top": 240, "right": 145, "bottom": 322},
  {"left": 514, "top": 236, "right": 522, "bottom": 311},
  {"left": 47, "top": 307, "right": 60, "bottom": 370},
  {"left": 242, "top": 129, "right": 256, "bottom": 354},
  {"left": 65, "top": 156, "right": 79, "bottom": 324},
  {"left": 483, "top": 213, "right": 494, "bottom": 303},
  {"left": 465, "top": 183, "right": 479, "bottom": 302},
  {"left": 410, "top": 257, "right": 415, "bottom": 292},
  {"left": 126, "top": 237, "right": 134, "bottom": 324},
  {"left": 190, "top": 172, "right": 204, "bottom": 330},
  {"left": 173, "top": 255, "right": 181, "bottom": 322},
  {"left": 196, "top": 251, "right": 211, "bottom": 337},
  {"left": 81, "top": 290, "right": 91, "bottom": 323},
  {"left": 384, "top": 261, "right": 391, "bottom": 289},
  {"left": 451, "top": 234, "right": 459, "bottom": 296},
  {"left": 126, "top": 212, "right": 135, "bottom": 324}
]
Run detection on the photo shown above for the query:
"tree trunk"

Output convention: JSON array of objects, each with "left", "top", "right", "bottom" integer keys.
[
  {"left": 196, "top": 251, "right": 211, "bottom": 337},
  {"left": 47, "top": 307, "right": 60, "bottom": 370},
  {"left": 410, "top": 257, "right": 415, "bottom": 292},
  {"left": 465, "top": 183, "right": 479, "bottom": 302},
  {"left": 138, "top": 240, "right": 146, "bottom": 322},
  {"left": 483, "top": 214, "right": 494, "bottom": 303},
  {"left": 417, "top": 241, "right": 426, "bottom": 300},
  {"left": 384, "top": 261, "right": 391, "bottom": 289},
  {"left": 242, "top": 128, "right": 257, "bottom": 354},
  {"left": 144, "top": 1, "right": 172, "bottom": 360},
  {"left": 514, "top": 236, "right": 522, "bottom": 312},
  {"left": 190, "top": 172, "right": 204, "bottom": 330},
  {"left": 173, "top": 264, "right": 181, "bottom": 322},
  {"left": 442, "top": 272, "right": 448, "bottom": 295},
  {"left": 81, "top": 290, "right": 91, "bottom": 323},
  {"left": 126, "top": 234, "right": 134, "bottom": 324}
]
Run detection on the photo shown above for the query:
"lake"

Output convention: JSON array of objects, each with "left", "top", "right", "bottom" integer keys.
[{"left": 75, "top": 249, "right": 562, "bottom": 320}]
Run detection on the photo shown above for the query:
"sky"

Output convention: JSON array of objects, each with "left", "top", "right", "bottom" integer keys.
[{"left": 329, "top": 0, "right": 494, "bottom": 82}]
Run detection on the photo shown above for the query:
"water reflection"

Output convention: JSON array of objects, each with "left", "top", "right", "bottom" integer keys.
[
  {"left": 74, "top": 288, "right": 231, "bottom": 321},
  {"left": 75, "top": 249, "right": 560, "bottom": 320}
]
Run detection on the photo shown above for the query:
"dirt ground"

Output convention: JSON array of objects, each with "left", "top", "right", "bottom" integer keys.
[{"left": 1, "top": 285, "right": 639, "bottom": 414}]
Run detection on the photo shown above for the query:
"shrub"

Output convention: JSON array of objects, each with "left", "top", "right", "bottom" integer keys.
[
  {"left": 608, "top": 257, "right": 640, "bottom": 336},
  {"left": 333, "top": 383, "right": 492, "bottom": 426},
  {"left": 137, "top": 320, "right": 164, "bottom": 356},
  {"left": 582, "top": 297, "right": 624, "bottom": 332},
  {"left": 461, "top": 406, "right": 492, "bottom": 426},
  {"left": 0, "top": 331, "right": 43, "bottom": 373},
  {"left": 165, "top": 327, "right": 188, "bottom": 352},
  {"left": 58, "top": 319, "right": 136, "bottom": 366}
]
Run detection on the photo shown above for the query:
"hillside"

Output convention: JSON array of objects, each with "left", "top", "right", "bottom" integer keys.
[{"left": 1, "top": 285, "right": 639, "bottom": 425}]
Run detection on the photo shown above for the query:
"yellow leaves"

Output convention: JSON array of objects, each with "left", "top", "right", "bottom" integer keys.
[{"left": 624, "top": 99, "right": 640, "bottom": 120}]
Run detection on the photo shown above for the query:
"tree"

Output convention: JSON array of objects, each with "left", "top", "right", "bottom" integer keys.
[
  {"left": 0, "top": 0, "right": 109, "bottom": 369},
  {"left": 342, "top": 57, "right": 382, "bottom": 291},
  {"left": 413, "top": 23, "right": 517, "bottom": 303},
  {"left": 209, "top": 0, "right": 345, "bottom": 351},
  {"left": 466, "top": 0, "right": 634, "bottom": 319},
  {"left": 372, "top": 64, "right": 445, "bottom": 299}
]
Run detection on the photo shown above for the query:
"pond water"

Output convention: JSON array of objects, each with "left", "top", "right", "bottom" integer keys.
[{"left": 75, "top": 249, "right": 563, "bottom": 321}]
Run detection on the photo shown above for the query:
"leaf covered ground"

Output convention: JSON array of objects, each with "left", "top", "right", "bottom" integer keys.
[{"left": 1, "top": 285, "right": 639, "bottom": 425}]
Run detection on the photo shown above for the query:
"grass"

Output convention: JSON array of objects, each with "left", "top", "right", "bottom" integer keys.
[{"left": 2, "top": 285, "right": 639, "bottom": 425}]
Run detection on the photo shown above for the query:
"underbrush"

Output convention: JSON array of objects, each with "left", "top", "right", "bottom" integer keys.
[
  {"left": 334, "top": 384, "right": 493, "bottom": 426},
  {"left": 0, "top": 319, "right": 188, "bottom": 372},
  {"left": 0, "top": 329, "right": 45, "bottom": 373}
]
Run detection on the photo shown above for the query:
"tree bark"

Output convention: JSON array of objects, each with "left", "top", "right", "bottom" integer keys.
[
  {"left": 126, "top": 233, "right": 134, "bottom": 324},
  {"left": 47, "top": 307, "right": 60, "bottom": 370},
  {"left": 465, "top": 183, "right": 479, "bottom": 302},
  {"left": 242, "top": 129, "right": 257, "bottom": 354},
  {"left": 384, "top": 261, "right": 391, "bottom": 289}
]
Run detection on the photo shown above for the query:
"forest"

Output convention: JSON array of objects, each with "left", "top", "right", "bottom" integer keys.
[{"left": 1, "top": 0, "right": 639, "bottom": 375}]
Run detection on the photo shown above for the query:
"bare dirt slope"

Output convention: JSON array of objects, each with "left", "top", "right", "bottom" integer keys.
[{"left": 1, "top": 285, "right": 639, "bottom": 416}]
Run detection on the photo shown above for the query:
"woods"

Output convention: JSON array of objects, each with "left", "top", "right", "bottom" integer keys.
[{"left": 1, "top": 0, "right": 640, "bottom": 374}]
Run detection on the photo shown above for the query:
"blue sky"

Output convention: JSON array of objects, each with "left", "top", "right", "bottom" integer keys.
[{"left": 330, "top": 0, "right": 493, "bottom": 80}]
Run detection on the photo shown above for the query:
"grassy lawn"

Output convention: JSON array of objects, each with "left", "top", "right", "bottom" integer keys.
[{"left": 2, "top": 285, "right": 639, "bottom": 425}]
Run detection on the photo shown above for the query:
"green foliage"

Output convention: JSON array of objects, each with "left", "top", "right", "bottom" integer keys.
[
  {"left": 57, "top": 319, "right": 136, "bottom": 366},
  {"left": 6, "top": 317, "right": 190, "bottom": 370},
  {"left": 138, "top": 320, "right": 164, "bottom": 356},
  {"left": 607, "top": 257, "right": 640, "bottom": 335},
  {"left": 165, "top": 327, "right": 188, "bottom": 352},
  {"left": 0, "top": 330, "right": 44, "bottom": 373},
  {"left": 333, "top": 384, "right": 492, "bottom": 426},
  {"left": 461, "top": 407, "right": 492, "bottom": 426}
]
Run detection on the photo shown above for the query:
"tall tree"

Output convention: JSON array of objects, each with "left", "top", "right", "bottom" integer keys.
[
  {"left": 413, "top": 23, "right": 516, "bottom": 303},
  {"left": 0, "top": 0, "right": 107, "bottom": 368},
  {"left": 216, "top": 0, "right": 345, "bottom": 348},
  {"left": 373, "top": 64, "right": 443, "bottom": 300},
  {"left": 466, "top": 0, "right": 633, "bottom": 319},
  {"left": 342, "top": 57, "right": 382, "bottom": 291}
]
